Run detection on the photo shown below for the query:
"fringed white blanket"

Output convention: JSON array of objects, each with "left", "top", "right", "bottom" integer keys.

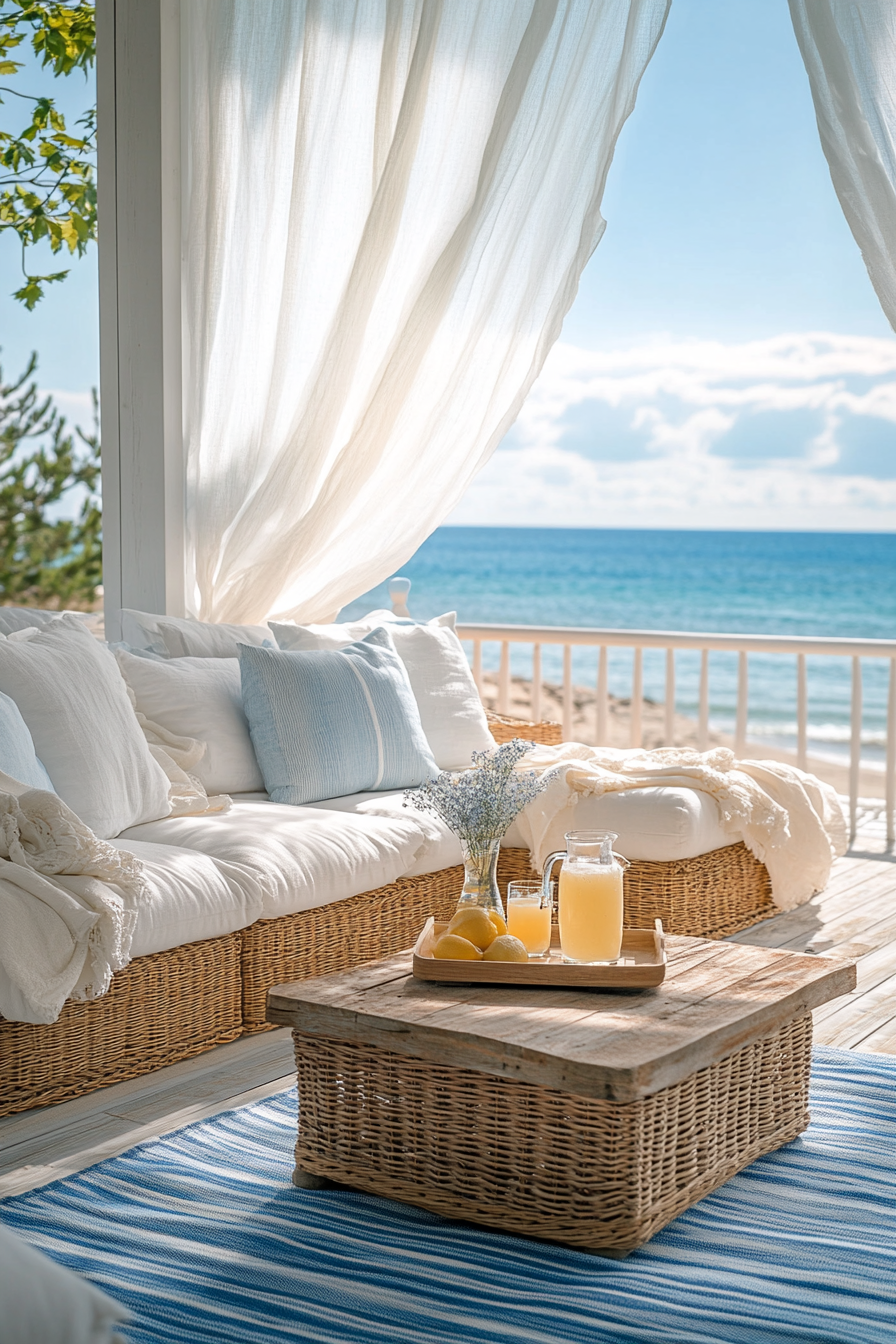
[
  {"left": 513, "top": 745, "right": 848, "bottom": 911},
  {"left": 0, "top": 771, "right": 148, "bottom": 1024}
]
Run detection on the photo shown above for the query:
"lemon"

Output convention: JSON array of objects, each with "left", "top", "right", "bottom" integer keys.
[
  {"left": 482, "top": 934, "right": 528, "bottom": 963},
  {"left": 488, "top": 910, "right": 508, "bottom": 936},
  {"left": 446, "top": 906, "right": 498, "bottom": 950},
  {"left": 433, "top": 933, "right": 483, "bottom": 961}
]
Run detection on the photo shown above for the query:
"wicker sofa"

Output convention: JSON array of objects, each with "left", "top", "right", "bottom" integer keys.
[
  {"left": 0, "top": 708, "right": 773, "bottom": 1118},
  {"left": 0, "top": 594, "right": 777, "bottom": 1122}
]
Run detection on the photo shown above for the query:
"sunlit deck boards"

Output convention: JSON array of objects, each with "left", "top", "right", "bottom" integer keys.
[
  {"left": 0, "top": 1028, "right": 297, "bottom": 1198},
  {"left": 729, "top": 802, "right": 896, "bottom": 1054},
  {"left": 1, "top": 807, "right": 894, "bottom": 1199}
]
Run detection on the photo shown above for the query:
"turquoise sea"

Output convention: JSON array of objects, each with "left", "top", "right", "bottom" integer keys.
[{"left": 340, "top": 529, "right": 896, "bottom": 769}]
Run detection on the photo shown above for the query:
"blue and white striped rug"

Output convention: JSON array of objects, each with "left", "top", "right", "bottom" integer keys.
[{"left": 2, "top": 1046, "right": 894, "bottom": 1344}]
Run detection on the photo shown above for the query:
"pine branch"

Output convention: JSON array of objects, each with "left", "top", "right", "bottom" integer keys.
[{"left": 0, "top": 352, "right": 102, "bottom": 608}]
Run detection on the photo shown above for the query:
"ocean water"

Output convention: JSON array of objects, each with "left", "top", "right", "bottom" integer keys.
[{"left": 340, "top": 529, "right": 896, "bottom": 768}]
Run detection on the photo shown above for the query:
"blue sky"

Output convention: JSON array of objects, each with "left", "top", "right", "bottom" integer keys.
[
  {"left": 0, "top": 36, "right": 97, "bottom": 416},
  {"left": 448, "top": 0, "right": 896, "bottom": 531},
  {"left": 565, "top": 0, "right": 892, "bottom": 345},
  {"left": 2, "top": 0, "right": 894, "bottom": 529}
]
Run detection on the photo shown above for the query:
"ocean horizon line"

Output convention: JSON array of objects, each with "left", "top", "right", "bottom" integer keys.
[{"left": 435, "top": 523, "right": 896, "bottom": 537}]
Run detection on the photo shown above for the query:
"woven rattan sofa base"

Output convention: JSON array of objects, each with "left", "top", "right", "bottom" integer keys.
[
  {"left": 240, "top": 865, "right": 464, "bottom": 1032},
  {"left": 290, "top": 1013, "right": 812, "bottom": 1255},
  {"left": 486, "top": 710, "right": 562, "bottom": 745},
  {"left": 498, "top": 841, "right": 774, "bottom": 938},
  {"left": 0, "top": 932, "right": 242, "bottom": 1117}
]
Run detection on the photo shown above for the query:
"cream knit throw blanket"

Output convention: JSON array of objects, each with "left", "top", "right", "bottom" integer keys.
[
  {"left": 512, "top": 745, "right": 848, "bottom": 911},
  {"left": 0, "top": 770, "right": 147, "bottom": 1024}
]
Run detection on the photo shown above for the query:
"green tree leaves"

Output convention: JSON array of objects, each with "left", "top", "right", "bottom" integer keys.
[
  {"left": 0, "top": 2, "right": 96, "bottom": 306},
  {"left": 0, "top": 353, "right": 101, "bottom": 608}
]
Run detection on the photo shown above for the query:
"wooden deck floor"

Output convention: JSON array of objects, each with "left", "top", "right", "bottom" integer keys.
[
  {"left": 729, "top": 801, "right": 896, "bottom": 1053},
  {"left": 2, "top": 807, "right": 894, "bottom": 1200}
]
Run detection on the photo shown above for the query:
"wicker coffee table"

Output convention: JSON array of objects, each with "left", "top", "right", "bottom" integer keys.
[{"left": 267, "top": 936, "right": 854, "bottom": 1256}]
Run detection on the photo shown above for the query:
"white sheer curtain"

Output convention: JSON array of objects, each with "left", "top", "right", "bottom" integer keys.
[
  {"left": 181, "top": 0, "right": 669, "bottom": 624},
  {"left": 789, "top": 0, "right": 896, "bottom": 332}
]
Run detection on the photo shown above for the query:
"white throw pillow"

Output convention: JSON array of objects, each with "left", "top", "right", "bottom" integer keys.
[
  {"left": 0, "top": 1222, "right": 129, "bottom": 1344},
  {"left": 271, "top": 612, "right": 494, "bottom": 770},
  {"left": 0, "top": 606, "right": 62, "bottom": 636},
  {"left": 0, "top": 621, "right": 171, "bottom": 838},
  {"left": 272, "top": 608, "right": 446, "bottom": 650},
  {"left": 116, "top": 650, "right": 264, "bottom": 795},
  {"left": 120, "top": 608, "right": 273, "bottom": 658}
]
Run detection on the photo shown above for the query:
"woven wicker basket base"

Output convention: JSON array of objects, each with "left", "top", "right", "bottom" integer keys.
[
  {"left": 0, "top": 933, "right": 243, "bottom": 1117},
  {"left": 291, "top": 1013, "right": 812, "bottom": 1254},
  {"left": 486, "top": 710, "right": 562, "bottom": 746},
  {"left": 241, "top": 865, "right": 464, "bottom": 1033},
  {"left": 498, "top": 842, "right": 774, "bottom": 939}
]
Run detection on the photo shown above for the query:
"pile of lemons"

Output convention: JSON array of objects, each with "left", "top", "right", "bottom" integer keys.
[{"left": 432, "top": 906, "right": 528, "bottom": 963}]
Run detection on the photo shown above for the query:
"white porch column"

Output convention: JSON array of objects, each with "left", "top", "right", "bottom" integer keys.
[{"left": 96, "top": 0, "right": 183, "bottom": 639}]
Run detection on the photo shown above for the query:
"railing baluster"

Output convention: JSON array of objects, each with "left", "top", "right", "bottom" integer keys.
[
  {"left": 498, "top": 641, "right": 510, "bottom": 716},
  {"left": 736, "top": 651, "right": 748, "bottom": 755},
  {"left": 631, "top": 647, "right": 643, "bottom": 748},
  {"left": 699, "top": 649, "right": 709, "bottom": 751},
  {"left": 453, "top": 625, "right": 896, "bottom": 844},
  {"left": 887, "top": 658, "right": 895, "bottom": 847},
  {"left": 531, "top": 644, "right": 542, "bottom": 724},
  {"left": 849, "top": 656, "right": 862, "bottom": 844},
  {"left": 797, "top": 653, "right": 807, "bottom": 772},
  {"left": 596, "top": 646, "right": 608, "bottom": 746},
  {"left": 664, "top": 648, "right": 675, "bottom": 746},
  {"left": 563, "top": 644, "right": 573, "bottom": 741}
]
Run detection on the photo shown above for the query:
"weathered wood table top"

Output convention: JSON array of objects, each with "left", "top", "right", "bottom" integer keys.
[{"left": 267, "top": 935, "right": 856, "bottom": 1103}]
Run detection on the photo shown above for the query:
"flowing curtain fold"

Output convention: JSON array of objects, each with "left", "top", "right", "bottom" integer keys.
[
  {"left": 181, "top": 0, "right": 670, "bottom": 624},
  {"left": 789, "top": 0, "right": 896, "bottom": 332}
]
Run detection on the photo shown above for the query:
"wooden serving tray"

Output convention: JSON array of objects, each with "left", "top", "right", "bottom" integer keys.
[{"left": 412, "top": 917, "right": 666, "bottom": 988}]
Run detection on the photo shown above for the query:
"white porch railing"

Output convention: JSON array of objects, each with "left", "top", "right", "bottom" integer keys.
[{"left": 455, "top": 622, "right": 896, "bottom": 845}]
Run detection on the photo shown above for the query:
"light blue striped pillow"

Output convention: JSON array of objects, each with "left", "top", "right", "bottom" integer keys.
[
  {"left": 0, "top": 690, "right": 55, "bottom": 791},
  {"left": 238, "top": 627, "right": 438, "bottom": 804}
]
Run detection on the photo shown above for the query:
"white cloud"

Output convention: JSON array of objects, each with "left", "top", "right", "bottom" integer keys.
[{"left": 449, "top": 332, "right": 896, "bottom": 529}]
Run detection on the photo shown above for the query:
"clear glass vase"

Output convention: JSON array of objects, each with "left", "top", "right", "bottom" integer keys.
[{"left": 457, "top": 838, "right": 503, "bottom": 918}]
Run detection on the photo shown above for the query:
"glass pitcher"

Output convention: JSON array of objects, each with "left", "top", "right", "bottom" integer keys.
[{"left": 542, "top": 831, "right": 628, "bottom": 965}]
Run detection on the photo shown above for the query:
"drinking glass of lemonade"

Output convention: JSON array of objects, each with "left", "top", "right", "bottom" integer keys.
[
  {"left": 553, "top": 831, "right": 626, "bottom": 965},
  {"left": 506, "top": 880, "right": 553, "bottom": 958}
]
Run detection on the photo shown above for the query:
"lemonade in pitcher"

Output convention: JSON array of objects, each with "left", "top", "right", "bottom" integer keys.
[{"left": 543, "top": 831, "right": 627, "bottom": 965}]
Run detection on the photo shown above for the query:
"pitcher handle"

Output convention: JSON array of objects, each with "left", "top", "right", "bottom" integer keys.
[
  {"left": 542, "top": 851, "right": 566, "bottom": 905},
  {"left": 613, "top": 852, "right": 631, "bottom": 870}
]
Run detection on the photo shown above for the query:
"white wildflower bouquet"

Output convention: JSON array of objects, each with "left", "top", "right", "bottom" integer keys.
[{"left": 405, "top": 738, "right": 547, "bottom": 914}]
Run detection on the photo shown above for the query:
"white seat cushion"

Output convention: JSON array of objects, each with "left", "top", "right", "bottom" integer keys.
[
  {"left": 503, "top": 785, "right": 733, "bottom": 862},
  {"left": 305, "top": 784, "right": 732, "bottom": 865},
  {"left": 113, "top": 838, "right": 266, "bottom": 958},
  {"left": 301, "top": 790, "right": 463, "bottom": 875},
  {"left": 118, "top": 796, "right": 443, "bottom": 920}
]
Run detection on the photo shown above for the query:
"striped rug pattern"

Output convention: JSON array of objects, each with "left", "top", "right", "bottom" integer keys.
[{"left": 2, "top": 1046, "right": 894, "bottom": 1344}]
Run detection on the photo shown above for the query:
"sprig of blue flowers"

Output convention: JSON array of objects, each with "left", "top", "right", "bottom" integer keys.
[{"left": 405, "top": 738, "right": 547, "bottom": 849}]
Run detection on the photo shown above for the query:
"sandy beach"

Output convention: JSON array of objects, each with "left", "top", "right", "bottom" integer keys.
[{"left": 479, "top": 672, "right": 887, "bottom": 801}]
